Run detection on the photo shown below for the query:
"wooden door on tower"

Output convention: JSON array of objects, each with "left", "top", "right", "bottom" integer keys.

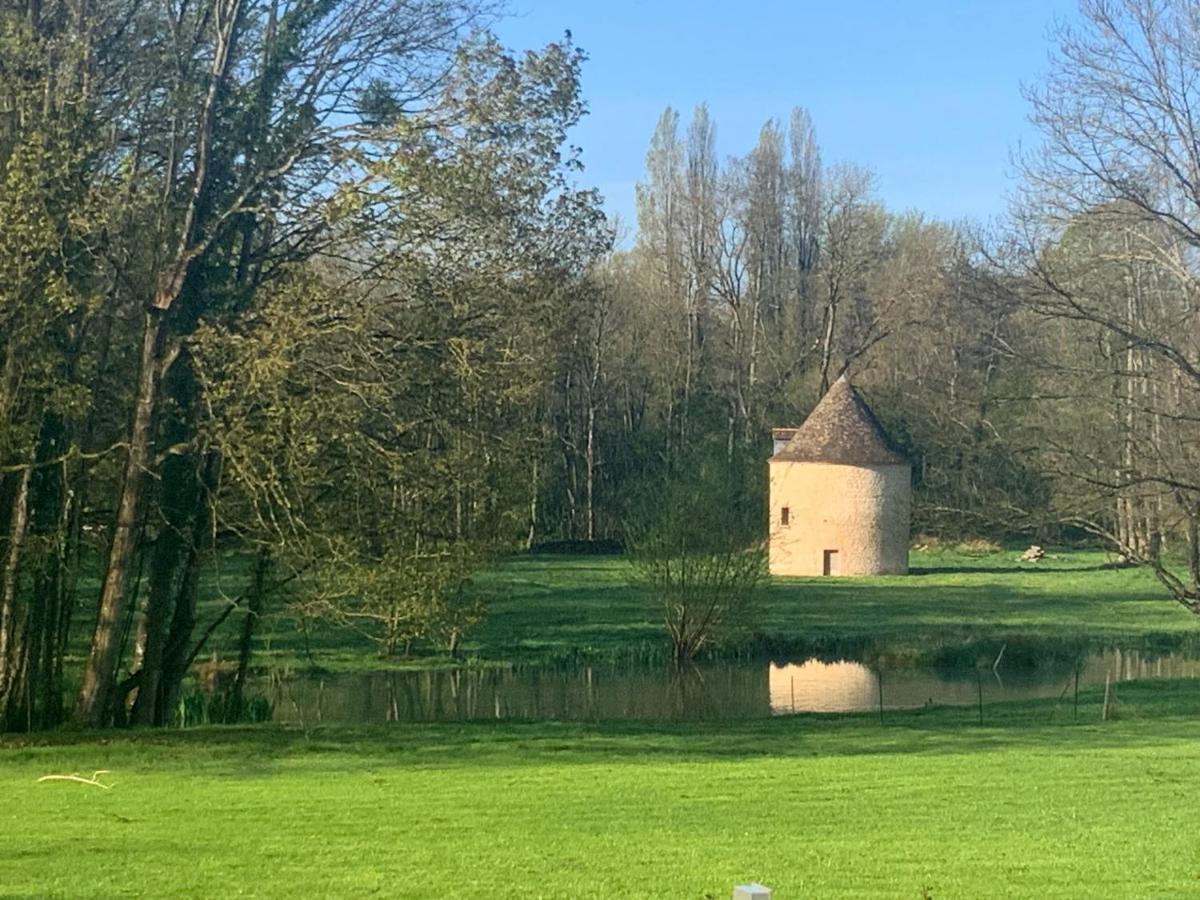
[{"left": 823, "top": 549, "right": 839, "bottom": 576}]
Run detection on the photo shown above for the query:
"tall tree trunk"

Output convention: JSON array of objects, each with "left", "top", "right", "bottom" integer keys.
[
  {"left": 0, "top": 344, "right": 23, "bottom": 701},
  {"left": 74, "top": 311, "right": 165, "bottom": 726},
  {"left": 682, "top": 298, "right": 694, "bottom": 447},
  {"left": 27, "top": 410, "right": 74, "bottom": 730},
  {"left": 525, "top": 455, "right": 538, "bottom": 550},
  {"left": 131, "top": 358, "right": 204, "bottom": 727},
  {"left": 159, "top": 451, "right": 220, "bottom": 724},
  {"left": 561, "top": 368, "right": 578, "bottom": 538},
  {"left": 0, "top": 466, "right": 32, "bottom": 726},
  {"left": 819, "top": 291, "right": 838, "bottom": 395},
  {"left": 130, "top": 452, "right": 198, "bottom": 726},
  {"left": 747, "top": 301, "right": 759, "bottom": 432},
  {"left": 585, "top": 399, "right": 597, "bottom": 542},
  {"left": 729, "top": 297, "right": 746, "bottom": 452},
  {"left": 230, "top": 549, "right": 269, "bottom": 719}
]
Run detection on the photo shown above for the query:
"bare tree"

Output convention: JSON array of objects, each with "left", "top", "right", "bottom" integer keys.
[
  {"left": 635, "top": 108, "right": 690, "bottom": 451},
  {"left": 815, "top": 164, "right": 883, "bottom": 393},
  {"left": 1016, "top": 0, "right": 1200, "bottom": 609},
  {"left": 787, "top": 108, "right": 823, "bottom": 279},
  {"left": 630, "top": 480, "right": 765, "bottom": 665}
]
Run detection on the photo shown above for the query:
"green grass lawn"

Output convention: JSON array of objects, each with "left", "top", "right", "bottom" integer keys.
[
  {"left": 4, "top": 681, "right": 1200, "bottom": 898},
  {"left": 469, "top": 549, "right": 1198, "bottom": 666},
  {"left": 20, "top": 549, "right": 1200, "bottom": 897},
  {"left": 214, "top": 547, "right": 1199, "bottom": 674}
]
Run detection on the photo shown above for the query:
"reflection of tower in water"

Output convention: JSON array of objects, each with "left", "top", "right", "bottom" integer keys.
[{"left": 768, "top": 661, "right": 878, "bottom": 714}]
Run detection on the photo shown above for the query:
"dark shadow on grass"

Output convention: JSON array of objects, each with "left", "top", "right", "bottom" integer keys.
[{"left": 909, "top": 565, "right": 1117, "bottom": 575}]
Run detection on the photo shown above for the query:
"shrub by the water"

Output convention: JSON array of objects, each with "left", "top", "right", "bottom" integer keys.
[{"left": 177, "top": 690, "right": 274, "bottom": 727}]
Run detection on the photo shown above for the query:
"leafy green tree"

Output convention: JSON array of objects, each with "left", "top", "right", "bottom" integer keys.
[
  {"left": 186, "top": 33, "right": 607, "bottom": 677},
  {"left": 73, "top": 0, "right": 491, "bottom": 727},
  {"left": 0, "top": 3, "right": 117, "bottom": 730}
]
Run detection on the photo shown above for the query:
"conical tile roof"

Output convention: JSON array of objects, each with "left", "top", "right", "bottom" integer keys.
[{"left": 771, "top": 375, "right": 908, "bottom": 465}]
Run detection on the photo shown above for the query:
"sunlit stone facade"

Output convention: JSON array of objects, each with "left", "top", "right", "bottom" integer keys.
[{"left": 768, "top": 461, "right": 910, "bottom": 576}]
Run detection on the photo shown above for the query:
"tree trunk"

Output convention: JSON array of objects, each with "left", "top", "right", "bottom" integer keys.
[
  {"left": 0, "top": 466, "right": 32, "bottom": 727},
  {"left": 819, "top": 291, "right": 838, "bottom": 395},
  {"left": 130, "top": 452, "right": 198, "bottom": 726},
  {"left": 745, "top": 290, "right": 760, "bottom": 441},
  {"left": 74, "top": 311, "right": 165, "bottom": 726},
  {"left": 230, "top": 550, "right": 269, "bottom": 720},
  {"left": 131, "top": 357, "right": 202, "bottom": 726},
  {"left": 27, "top": 410, "right": 75, "bottom": 730},
  {"left": 525, "top": 455, "right": 538, "bottom": 550},
  {"left": 585, "top": 400, "right": 596, "bottom": 542},
  {"left": 159, "top": 451, "right": 220, "bottom": 723}
]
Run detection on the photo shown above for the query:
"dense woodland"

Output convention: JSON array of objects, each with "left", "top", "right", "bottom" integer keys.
[{"left": 3, "top": 0, "right": 1200, "bottom": 731}]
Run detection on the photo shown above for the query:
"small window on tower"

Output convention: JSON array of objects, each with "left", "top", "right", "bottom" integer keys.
[{"left": 781, "top": 506, "right": 790, "bottom": 526}]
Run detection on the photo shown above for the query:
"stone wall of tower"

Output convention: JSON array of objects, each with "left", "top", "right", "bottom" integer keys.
[{"left": 768, "top": 461, "right": 910, "bottom": 576}]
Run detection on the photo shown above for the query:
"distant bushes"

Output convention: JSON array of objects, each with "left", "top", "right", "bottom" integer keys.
[
  {"left": 529, "top": 539, "right": 624, "bottom": 555},
  {"left": 911, "top": 534, "right": 1004, "bottom": 555}
]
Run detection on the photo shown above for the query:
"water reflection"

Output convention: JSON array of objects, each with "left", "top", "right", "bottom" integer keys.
[
  {"left": 261, "top": 647, "right": 1200, "bottom": 725},
  {"left": 269, "top": 664, "right": 770, "bottom": 724},
  {"left": 772, "top": 648, "right": 1200, "bottom": 713},
  {"left": 768, "top": 660, "right": 877, "bottom": 713}
]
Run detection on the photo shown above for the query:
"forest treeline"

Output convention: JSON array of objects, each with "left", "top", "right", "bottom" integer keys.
[{"left": 2, "top": 0, "right": 1200, "bottom": 731}]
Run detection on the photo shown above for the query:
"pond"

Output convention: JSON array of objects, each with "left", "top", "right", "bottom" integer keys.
[{"left": 260, "top": 646, "right": 1200, "bottom": 725}]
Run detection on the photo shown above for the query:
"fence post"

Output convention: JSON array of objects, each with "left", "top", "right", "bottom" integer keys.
[{"left": 976, "top": 667, "right": 983, "bottom": 725}]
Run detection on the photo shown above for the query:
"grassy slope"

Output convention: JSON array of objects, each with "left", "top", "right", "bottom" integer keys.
[
  {"left": 4, "top": 683, "right": 1200, "bottom": 898},
  {"left": 471, "top": 550, "right": 1197, "bottom": 666},
  {"left": 92, "top": 548, "right": 1193, "bottom": 673}
]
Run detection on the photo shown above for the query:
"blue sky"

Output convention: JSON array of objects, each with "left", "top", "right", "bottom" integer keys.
[{"left": 496, "top": 0, "right": 1081, "bottom": 231}]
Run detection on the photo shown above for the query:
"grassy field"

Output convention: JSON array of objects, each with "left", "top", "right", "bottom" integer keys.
[
  {"left": 477, "top": 549, "right": 1195, "bottom": 660},
  {"left": 15, "top": 549, "right": 1200, "bottom": 897},
  {"left": 4, "top": 681, "right": 1200, "bottom": 898},
  {"left": 226, "top": 547, "right": 1199, "bottom": 673}
]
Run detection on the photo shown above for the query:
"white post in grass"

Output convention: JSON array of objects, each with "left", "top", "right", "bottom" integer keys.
[{"left": 733, "top": 884, "right": 772, "bottom": 900}]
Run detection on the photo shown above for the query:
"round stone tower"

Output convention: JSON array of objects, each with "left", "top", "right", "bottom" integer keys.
[{"left": 769, "top": 376, "right": 911, "bottom": 576}]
